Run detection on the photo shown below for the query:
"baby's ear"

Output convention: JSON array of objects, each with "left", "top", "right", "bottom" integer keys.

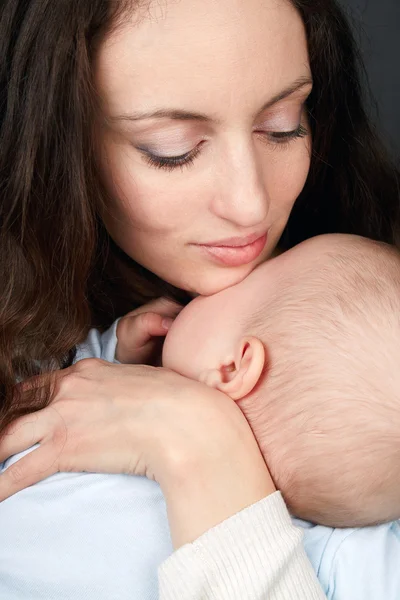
[{"left": 202, "top": 337, "right": 266, "bottom": 400}]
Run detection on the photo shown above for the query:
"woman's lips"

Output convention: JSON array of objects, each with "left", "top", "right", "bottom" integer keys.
[{"left": 197, "top": 233, "right": 268, "bottom": 267}]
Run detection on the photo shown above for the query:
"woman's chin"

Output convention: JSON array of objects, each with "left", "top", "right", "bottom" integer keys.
[
  {"left": 183, "top": 264, "right": 259, "bottom": 297},
  {"left": 153, "top": 244, "right": 274, "bottom": 297}
]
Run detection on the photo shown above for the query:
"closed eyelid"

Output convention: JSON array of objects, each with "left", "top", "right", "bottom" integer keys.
[
  {"left": 134, "top": 129, "right": 206, "bottom": 157},
  {"left": 256, "top": 102, "right": 306, "bottom": 129},
  {"left": 137, "top": 143, "right": 195, "bottom": 157}
]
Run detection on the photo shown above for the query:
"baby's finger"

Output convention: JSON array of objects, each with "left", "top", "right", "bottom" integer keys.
[
  {"left": 0, "top": 444, "right": 59, "bottom": 502},
  {"left": 0, "top": 411, "right": 48, "bottom": 463},
  {"left": 124, "top": 297, "right": 183, "bottom": 320},
  {"left": 117, "top": 312, "right": 172, "bottom": 354},
  {"left": 138, "top": 312, "right": 174, "bottom": 339},
  {"left": 147, "top": 298, "right": 183, "bottom": 318}
]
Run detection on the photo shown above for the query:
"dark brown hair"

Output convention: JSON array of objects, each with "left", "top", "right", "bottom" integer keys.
[{"left": 0, "top": 0, "right": 399, "bottom": 437}]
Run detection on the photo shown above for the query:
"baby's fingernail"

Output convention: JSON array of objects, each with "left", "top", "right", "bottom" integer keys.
[{"left": 162, "top": 318, "right": 174, "bottom": 330}]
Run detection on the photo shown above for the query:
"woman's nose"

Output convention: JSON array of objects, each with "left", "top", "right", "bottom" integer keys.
[{"left": 210, "top": 145, "right": 270, "bottom": 228}]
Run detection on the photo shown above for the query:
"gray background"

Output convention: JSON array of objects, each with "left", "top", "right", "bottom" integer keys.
[{"left": 340, "top": 0, "right": 400, "bottom": 159}]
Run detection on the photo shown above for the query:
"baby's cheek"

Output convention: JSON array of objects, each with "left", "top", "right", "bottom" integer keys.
[
  {"left": 161, "top": 332, "right": 181, "bottom": 371},
  {"left": 162, "top": 330, "right": 196, "bottom": 378}
]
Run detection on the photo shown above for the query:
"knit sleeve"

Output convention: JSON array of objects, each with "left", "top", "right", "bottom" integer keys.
[{"left": 158, "top": 491, "right": 327, "bottom": 600}]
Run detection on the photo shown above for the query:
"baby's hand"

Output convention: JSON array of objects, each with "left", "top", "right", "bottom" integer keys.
[{"left": 116, "top": 297, "right": 183, "bottom": 365}]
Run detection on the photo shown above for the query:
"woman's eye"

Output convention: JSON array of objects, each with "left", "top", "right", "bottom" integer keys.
[
  {"left": 140, "top": 145, "right": 203, "bottom": 172},
  {"left": 139, "top": 124, "right": 308, "bottom": 172},
  {"left": 263, "top": 124, "right": 308, "bottom": 144}
]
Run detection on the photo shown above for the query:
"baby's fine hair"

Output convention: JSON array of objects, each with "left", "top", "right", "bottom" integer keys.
[{"left": 241, "top": 235, "right": 400, "bottom": 527}]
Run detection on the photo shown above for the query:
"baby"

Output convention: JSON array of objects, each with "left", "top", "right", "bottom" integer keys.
[
  {"left": 156, "top": 233, "right": 400, "bottom": 597},
  {"left": 162, "top": 233, "right": 400, "bottom": 528}
]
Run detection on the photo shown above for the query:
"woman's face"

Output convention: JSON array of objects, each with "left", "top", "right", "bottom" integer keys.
[{"left": 95, "top": 0, "right": 312, "bottom": 295}]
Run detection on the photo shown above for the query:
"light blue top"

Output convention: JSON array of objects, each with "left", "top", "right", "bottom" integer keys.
[
  {"left": 1, "top": 324, "right": 399, "bottom": 599},
  {"left": 295, "top": 518, "right": 400, "bottom": 599}
]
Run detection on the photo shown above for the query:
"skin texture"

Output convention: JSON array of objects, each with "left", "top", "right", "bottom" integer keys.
[
  {"left": 161, "top": 242, "right": 278, "bottom": 390},
  {"left": 161, "top": 235, "right": 343, "bottom": 397},
  {"left": 95, "top": 0, "right": 312, "bottom": 296}
]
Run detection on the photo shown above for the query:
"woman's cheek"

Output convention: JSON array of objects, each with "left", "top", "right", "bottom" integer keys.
[
  {"left": 101, "top": 148, "right": 188, "bottom": 233},
  {"left": 266, "top": 143, "right": 311, "bottom": 217}
]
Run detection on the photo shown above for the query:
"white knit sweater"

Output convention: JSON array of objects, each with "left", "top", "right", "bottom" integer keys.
[{"left": 159, "top": 492, "right": 327, "bottom": 599}]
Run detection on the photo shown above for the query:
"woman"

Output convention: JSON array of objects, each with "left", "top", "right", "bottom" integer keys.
[{"left": 0, "top": 0, "right": 398, "bottom": 598}]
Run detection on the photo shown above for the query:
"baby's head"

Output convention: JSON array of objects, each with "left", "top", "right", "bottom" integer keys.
[{"left": 163, "top": 234, "right": 400, "bottom": 527}]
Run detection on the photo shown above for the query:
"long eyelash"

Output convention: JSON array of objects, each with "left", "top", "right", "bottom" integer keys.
[
  {"left": 143, "top": 145, "right": 202, "bottom": 172},
  {"left": 268, "top": 124, "right": 308, "bottom": 144},
  {"left": 142, "top": 124, "right": 308, "bottom": 172}
]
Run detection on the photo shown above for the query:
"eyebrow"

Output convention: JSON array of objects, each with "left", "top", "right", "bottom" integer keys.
[{"left": 109, "top": 76, "right": 313, "bottom": 124}]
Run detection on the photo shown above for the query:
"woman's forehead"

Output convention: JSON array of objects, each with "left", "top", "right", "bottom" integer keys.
[{"left": 95, "top": 0, "right": 309, "bottom": 120}]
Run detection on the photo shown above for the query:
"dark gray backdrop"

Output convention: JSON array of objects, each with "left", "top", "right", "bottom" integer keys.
[{"left": 339, "top": 0, "right": 400, "bottom": 158}]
